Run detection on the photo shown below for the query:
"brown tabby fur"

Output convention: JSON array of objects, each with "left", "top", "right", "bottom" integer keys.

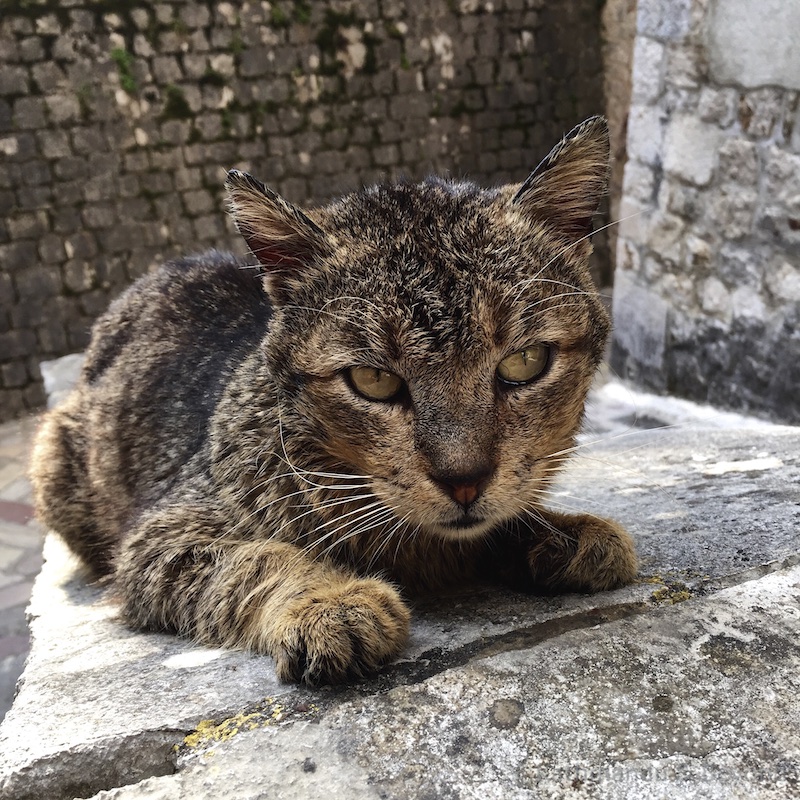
[{"left": 31, "top": 117, "right": 637, "bottom": 684}]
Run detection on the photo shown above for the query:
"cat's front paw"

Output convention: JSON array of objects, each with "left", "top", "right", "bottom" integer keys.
[
  {"left": 528, "top": 513, "right": 638, "bottom": 593},
  {"left": 271, "top": 578, "right": 410, "bottom": 685}
]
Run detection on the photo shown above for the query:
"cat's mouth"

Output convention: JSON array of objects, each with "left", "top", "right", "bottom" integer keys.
[
  {"left": 433, "top": 512, "right": 496, "bottom": 540},
  {"left": 442, "top": 515, "right": 485, "bottom": 530}
]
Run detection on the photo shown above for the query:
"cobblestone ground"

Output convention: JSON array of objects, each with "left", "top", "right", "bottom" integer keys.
[{"left": 0, "top": 414, "right": 43, "bottom": 722}]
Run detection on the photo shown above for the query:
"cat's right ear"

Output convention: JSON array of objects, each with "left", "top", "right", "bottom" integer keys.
[
  {"left": 511, "top": 116, "right": 610, "bottom": 244},
  {"left": 225, "top": 170, "right": 332, "bottom": 302}
]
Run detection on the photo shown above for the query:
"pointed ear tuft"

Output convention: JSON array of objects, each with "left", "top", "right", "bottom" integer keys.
[
  {"left": 512, "top": 116, "right": 610, "bottom": 242},
  {"left": 225, "top": 169, "right": 331, "bottom": 300}
]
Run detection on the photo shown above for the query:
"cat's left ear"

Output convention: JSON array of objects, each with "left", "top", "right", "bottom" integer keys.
[
  {"left": 512, "top": 116, "right": 610, "bottom": 242},
  {"left": 225, "top": 169, "right": 332, "bottom": 301}
]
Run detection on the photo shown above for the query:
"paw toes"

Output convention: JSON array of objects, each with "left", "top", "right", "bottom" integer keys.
[
  {"left": 273, "top": 580, "right": 410, "bottom": 685},
  {"left": 528, "top": 515, "right": 638, "bottom": 593}
]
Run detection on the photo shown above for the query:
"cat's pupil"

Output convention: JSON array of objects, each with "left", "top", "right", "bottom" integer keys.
[
  {"left": 349, "top": 366, "right": 403, "bottom": 401},
  {"left": 496, "top": 344, "right": 550, "bottom": 384}
]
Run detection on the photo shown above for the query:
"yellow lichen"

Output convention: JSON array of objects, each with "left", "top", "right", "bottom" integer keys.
[
  {"left": 650, "top": 585, "right": 692, "bottom": 605},
  {"left": 181, "top": 699, "right": 319, "bottom": 753}
]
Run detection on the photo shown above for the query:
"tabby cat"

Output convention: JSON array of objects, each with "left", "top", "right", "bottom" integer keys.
[{"left": 31, "top": 116, "right": 637, "bottom": 685}]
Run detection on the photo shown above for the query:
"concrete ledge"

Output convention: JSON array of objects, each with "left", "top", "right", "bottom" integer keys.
[{"left": 2, "top": 383, "right": 799, "bottom": 799}]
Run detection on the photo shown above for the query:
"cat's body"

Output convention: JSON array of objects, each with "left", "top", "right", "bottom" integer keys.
[{"left": 31, "top": 117, "right": 637, "bottom": 684}]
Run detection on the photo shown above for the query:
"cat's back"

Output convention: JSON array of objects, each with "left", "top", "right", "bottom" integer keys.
[
  {"left": 85, "top": 251, "right": 269, "bottom": 383},
  {"left": 46, "top": 253, "right": 269, "bottom": 529}
]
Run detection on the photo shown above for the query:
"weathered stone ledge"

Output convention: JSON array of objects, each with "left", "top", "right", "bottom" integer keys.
[{"left": 1, "top": 383, "right": 798, "bottom": 799}]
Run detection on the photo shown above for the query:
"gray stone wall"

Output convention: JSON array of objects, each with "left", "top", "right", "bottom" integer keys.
[
  {"left": 612, "top": 0, "right": 800, "bottom": 423},
  {"left": 0, "top": 0, "right": 611, "bottom": 422}
]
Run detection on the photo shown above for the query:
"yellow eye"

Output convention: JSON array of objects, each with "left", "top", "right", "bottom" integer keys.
[
  {"left": 348, "top": 366, "right": 404, "bottom": 401},
  {"left": 497, "top": 344, "right": 551, "bottom": 385}
]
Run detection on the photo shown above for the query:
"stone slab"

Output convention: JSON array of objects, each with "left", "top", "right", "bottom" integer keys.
[
  {"left": 91, "top": 564, "right": 800, "bottom": 800},
  {"left": 707, "top": 0, "right": 800, "bottom": 90},
  {"left": 1, "top": 384, "right": 798, "bottom": 799}
]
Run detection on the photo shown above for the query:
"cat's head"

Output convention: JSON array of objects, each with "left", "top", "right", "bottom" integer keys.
[{"left": 226, "top": 117, "right": 610, "bottom": 540}]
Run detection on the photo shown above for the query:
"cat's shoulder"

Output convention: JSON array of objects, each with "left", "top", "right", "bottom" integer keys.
[
  {"left": 122, "top": 250, "right": 265, "bottom": 307},
  {"left": 81, "top": 251, "right": 271, "bottom": 386},
  {"left": 96, "top": 251, "right": 268, "bottom": 329}
]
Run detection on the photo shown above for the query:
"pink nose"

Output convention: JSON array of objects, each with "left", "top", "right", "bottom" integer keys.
[
  {"left": 431, "top": 467, "right": 494, "bottom": 510},
  {"left": 450, "top": 482, "right": 480, "bottom": 507}
]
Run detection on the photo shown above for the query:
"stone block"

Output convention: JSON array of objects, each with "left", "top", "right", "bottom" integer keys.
[
  {"left": 663, "top": 114, "right": 723, "bottom": 186},
  {"left": 1, "top": 132, "right": 36, "bottom": 161},
  {"left": 239, "top": 48, "right": 269, "bottom": 78},
  {"left": 763, "top": 145, "right": 800, "bottom": 205},
  {"left": 15, "top": 266, "right": 62, "bottom": 301},
  {"left": 0, "top": 360, "right": 27, "bottom": 389},
  {"left": 22, "top": 379, "right": 45, "bottom": 408},
  {"left": 69, "top": 9, "right": 95, "bottom": 33},
  {"left": 716, "top": 138, "right": 758, "bottom": 185},
  {"left": 700, "top": 276, "right": 732, "bottom": 319},
  {"left": 765, "top": 259, "right": 800, "bottom": 303},
  {"left": 62, "top": 261, "right": 95, "bottom": 293},
  {"left": 160, "top": 120, "right": 191, "bottom": 146},
  {"left": 0, "top": 271, "right": 14, "bottom": 307},
  {"left": 0, "top": 99, "right": 11, "bottom": 133},
  {"left": 45, "top": 94, "right": 81, "bottom": 124},
  {"left": 12, "top": 97, "right": 46, "bottom": 129},
  {"left": 630, "top": 36, "right": 664, "bottom": 104},
  {"left": 37, "top": 130, "right": 71, "bottom": 160},
  {"left": 35, "top": 14, "right": 60, "bottom": 36},
  {"left": 707, "top": 0, "right": 800, "bottom": 90},
  {"left": 54, "top": 157, "right": 88, "bottom": 181},
  {"left": 697, "top": 86, "right": 737, "bottom": 127},
  {"left": 196, "top": 114, "right": 223, "bottom": 141},
  {"left": 706, "top": 186, "right": 758, "bottom": 240},
  {"left": 611, "top": 270, "right": 668, "bottom": 371},
  {"left": 626, "top": 104, "right": 663, "bottom": 167},
  {"left": 82, "top": 205, "right": 116, "bottom": 230},
  {"left": 182, "top": 189, "right": 214, "bottom": 216},
  {"left": 18, "top": 36, "right": 44, "bottom": 62},
  {"left": 66, "top": 319, "right": 92, "bottom": 351},
  {"left": 38, "top": 234, "right": 65, "bottom": 264},
  {"left": 0, "top": 328, "right": 36, "bottom": 359},
  {"left": 31, "top": 61, "right": 65, "bottom": 92},
  {"left": 649, "top": 211, "right": 686, "bottom": 263},
  {"left": 179, "top": 4, "right": 211, "bottom": 29},
  {"left": 151, "top": 56, "right": 182, "bottom": 85},
  {"left": 0, "top": 66, "right": 29, "bottom": 95},
  {"left": 83, "top": 177, "right": 115, "bottom": 203},
  {"left": 372, "top": 144, "right": 399, "bottom": 167},
  {"left": 0, "top": 241, "right": 36, "bottom": 273},
  {"left": 79, "top": 289, "right": 111, "bottom": 318},
  {"left": 731, "top": 285, "right": 766, "bottom": 320},
  {"left": 139, "top": 172, "right": 174, "bottom": 196},
  {"left": 0, "top": 36, "right": 20, "bottom": 63},
  {"left": 716, "top": 244, "right": 762, "bottom": 288},
  {"left": 636, "top": 0, "right": 690, "bottom": 40},
  {"left": 7, "top": 210, "right": 48, "bottom": 240}
]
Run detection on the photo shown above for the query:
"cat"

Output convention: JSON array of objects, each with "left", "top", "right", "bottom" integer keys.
[{"left": 30, "top": 116, "right": 637, "bottom": 685}]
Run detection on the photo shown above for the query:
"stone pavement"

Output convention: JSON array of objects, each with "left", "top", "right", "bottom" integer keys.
[
  {"left": 1, "top": 379, "right": 799, "bottom": 799},
  {"left": 0, "top": 414, "right": 44, "bottom": 723}
]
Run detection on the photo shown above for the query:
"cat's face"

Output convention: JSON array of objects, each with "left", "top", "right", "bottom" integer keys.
[{"left": 228, "top": 117, "right": 610, "bottom": 541}]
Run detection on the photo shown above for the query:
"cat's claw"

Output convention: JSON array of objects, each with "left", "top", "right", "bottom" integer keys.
[{"left": 271, "top": 578, "right": 410, "bottom": 685}]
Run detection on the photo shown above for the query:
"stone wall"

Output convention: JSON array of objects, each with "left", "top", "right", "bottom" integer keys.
[
  {"left": 612, "top": 0, "right": 800, "bottom": 423},
  {"left": 0, "top": 0, "right": 613, "bottom": 423}
]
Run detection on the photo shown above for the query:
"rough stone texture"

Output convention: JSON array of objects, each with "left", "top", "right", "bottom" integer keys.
[
  {"left": 707, "top": 0, "right": 800, "bottom": 91},
  {"left": 1, "top": 380, "right": 799, "bottom": 799},
  {"left": 612, "top": 0, "right": 800, "bottom": 424},
  {"left": 600, "top": 0, "right": 637, "bottom": 285},
  {"left": 0, "top": 0, "right": 612, "bottom": 423}
]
